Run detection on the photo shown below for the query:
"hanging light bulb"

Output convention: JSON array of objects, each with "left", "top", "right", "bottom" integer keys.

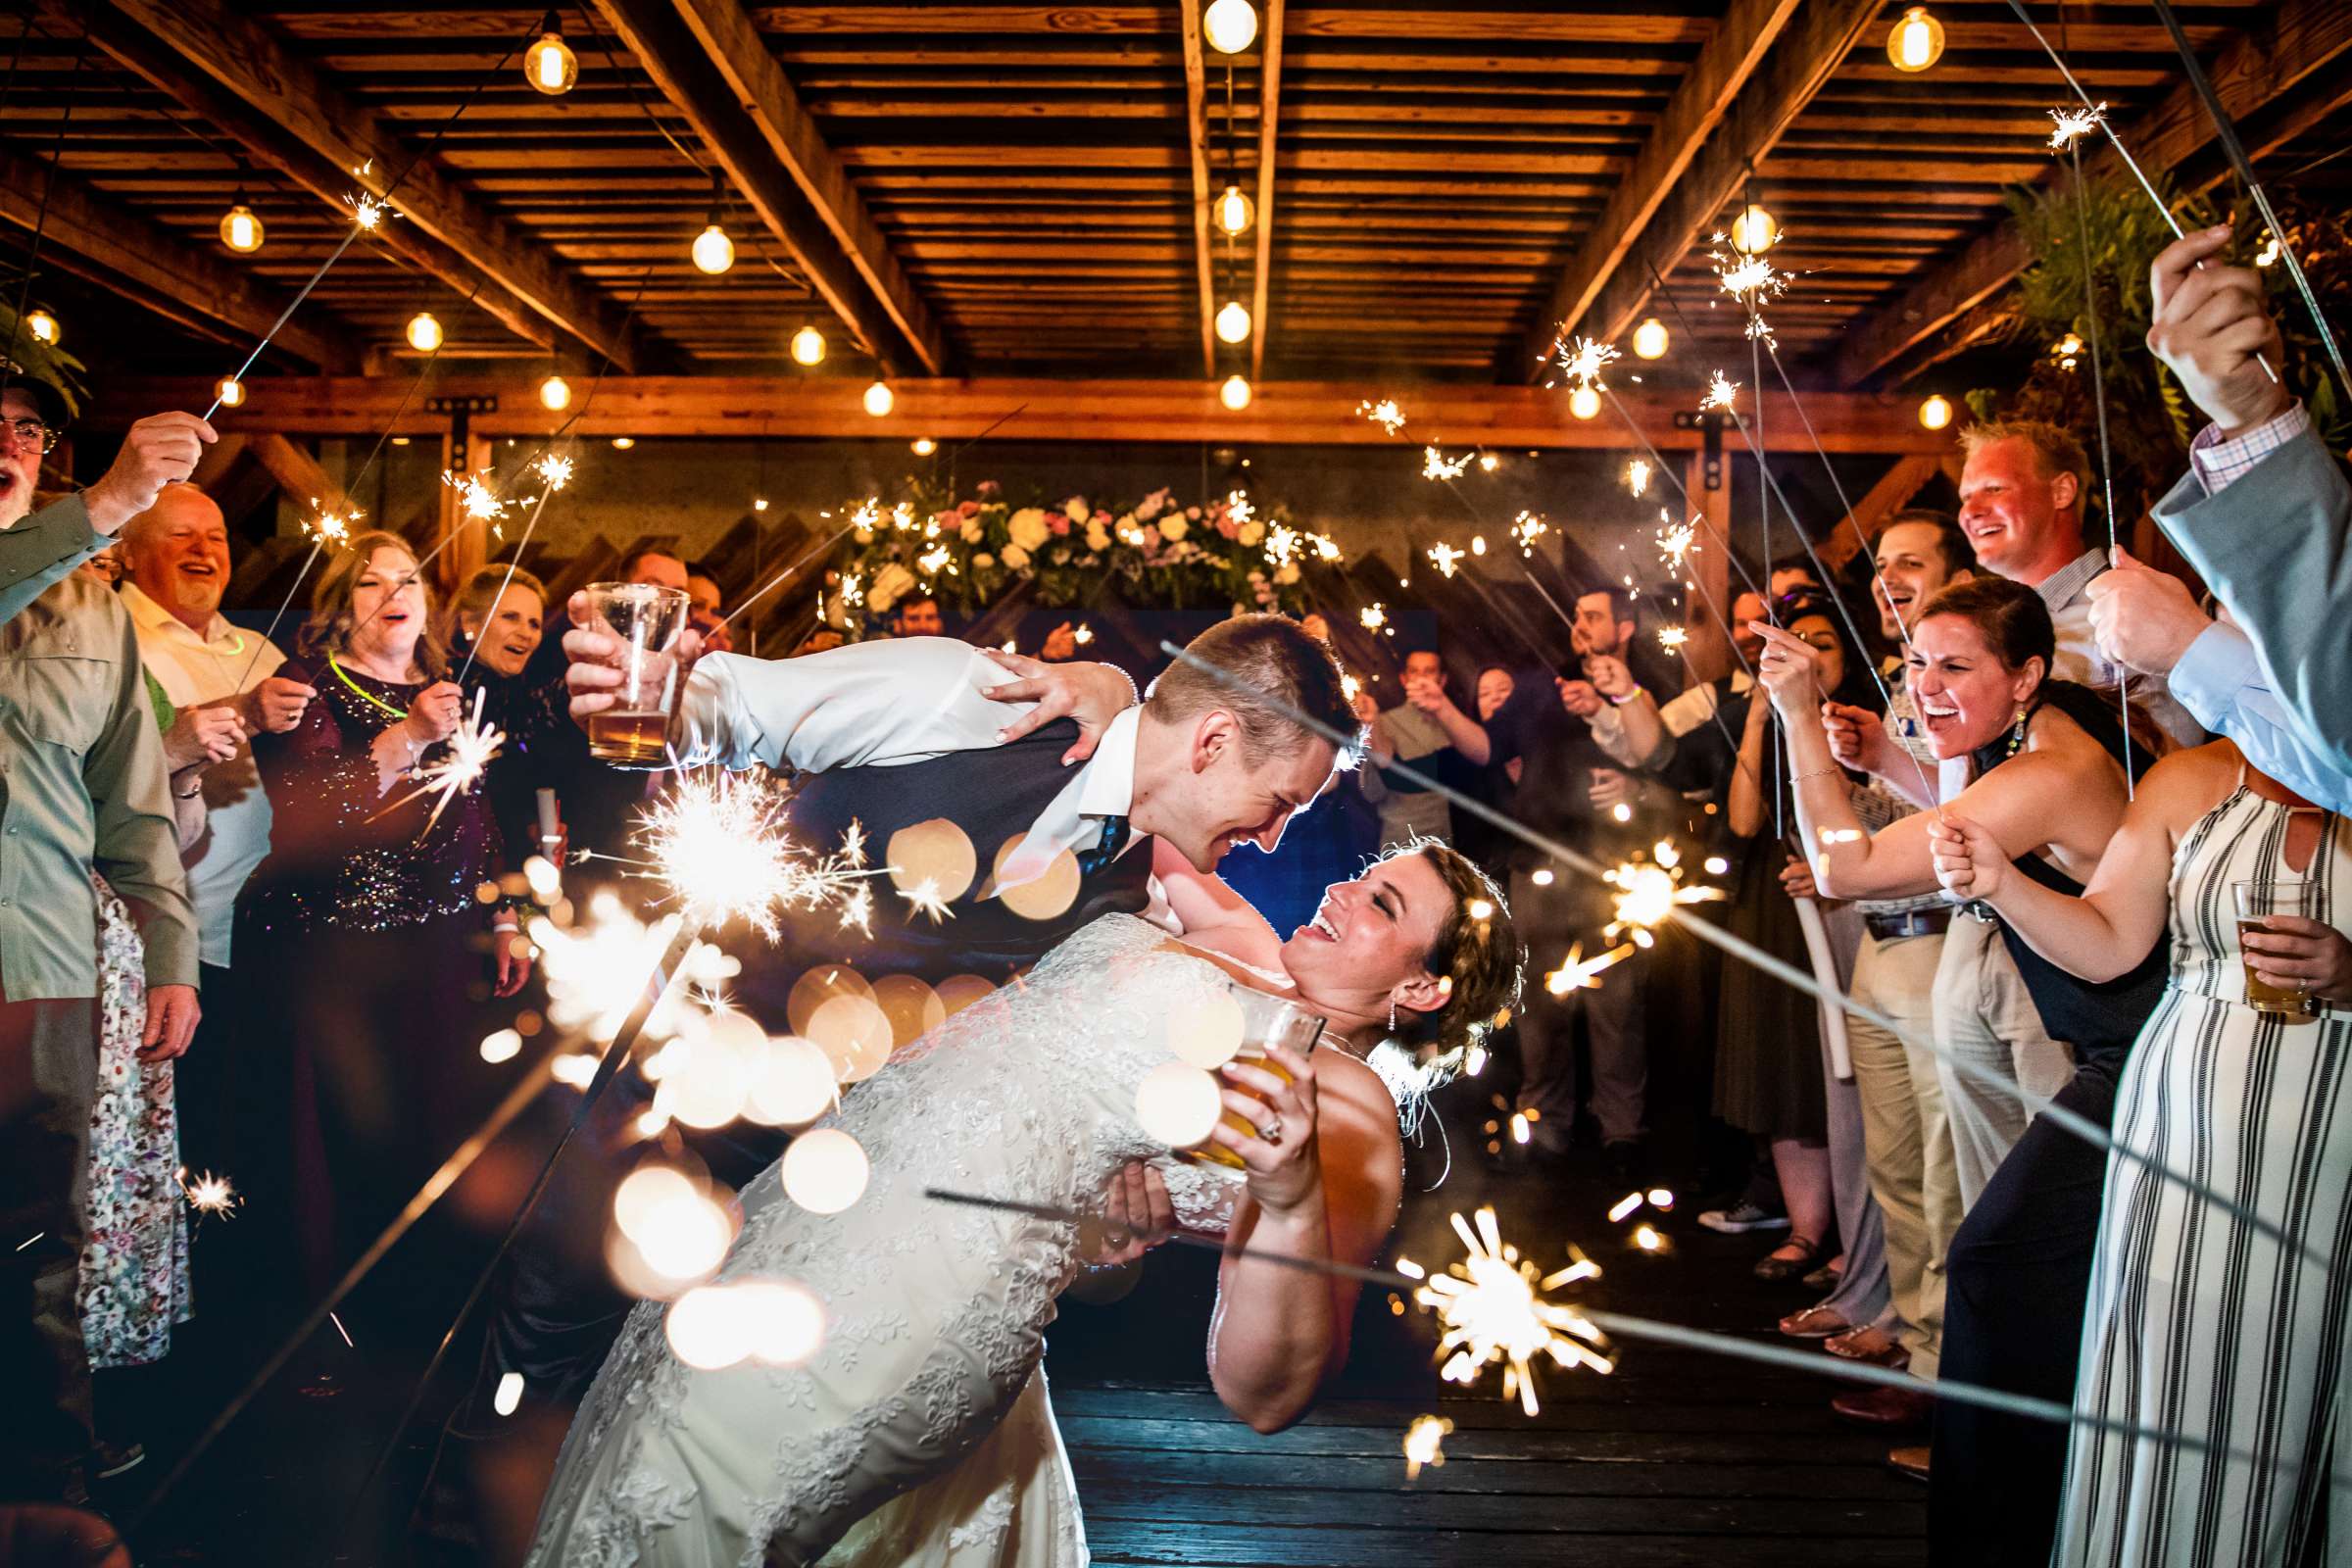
[
  {"left": 219, "top": 192, "right": 265, "bottom": 254},
  {"left": 1219, "top": 373, "right": 1252, "bottom": 411},
  {"left": 540, "top": 373, "right": 572, "bottom": 412},
  {"left": 1214, "top": 183, "right": 1255, "bottom": 237},
  {"left": 1203, "top": 0, "right": 1258, "bottom": 54},
  {"left": 692, "top": 221, "right": 734, "bottom": 275},
  {"left": 1919, "top": 393, "right": 1954, "bottom": 431},
  {"left": 911, "top": 436, "right": 937, "bottom": 456},
  {"left": 406, "top": 311, "right": 443, "bottom": 353},
  {"left": 790, "top": 324, "right": 826, "bottom": 367},
  {"left": 1886, "top": 6, "right": 1945, "bottom": 73},
  {"left": 215, "top": 376, "right": 246, "bottom": 409},
  {"left": 1215, "top": 300, "right": 1251, "bottom": 344},
  {"left": 1631, "top": 317, "right": 1669, "bottom": 360},
  {"left": 1568, "top": 385, "right": 1600, "bottom": 420},
  {"left": 23, "top": 308, "right": 60, "bottom": 346},
  {"left": 523, "top": 14, "right": 578, "bottom": 96},
  {"left": 862, "top": 379, "right": 894, "bottom": 416},
  {"left": 612, "top": 436, "right": 636, "bottom": 450},
  {"left": 1731, "top": 204, "right": 1778, "bottom": 254}
]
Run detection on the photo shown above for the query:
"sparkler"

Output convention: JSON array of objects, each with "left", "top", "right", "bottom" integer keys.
[
  {"left": 307, "top": 506, "right": 357, "bottom": 546},
  {"left": 1359, "top": 602, "right": 1388, "bottom": 633},
  {"left": 178, "top": 1168, "right": 239, "bottom": 1220},
  {"left": 1419, "top": 1206, "right": 1611, "bottom": 1416},
  {"left": 1626, "top": 459, "right": 1651, "bottom": 497},
  {"left": 1402, "top": 1415, "right": 1452, "bottom": 1480},
  {"left": 2047, "top": 101, "right": 2107, "bottom": 152},
  {"left": 1553, "top": 335, "right": 1619, "bottom": 389},
  {"left": 1509, "top": 511, "right": 1547, "bottom": 556},
  {"left": 1427, "top": 542, "right": 1465, "bottom": 579},
  {"left": 1356, "top": 398, "right": 1406, "bottom": 435},
  {"left": 444, "top": 469, "right": 509, "bottom": 524},
  {"left": 897, "top": 876, "right": 954, "bottom": 924},
  {"left": 1656, "top": 625, "right": 1688, "bottom": 654},
  {"left": 1602, "top": 842, "right": 1724, "bottom": 949},
  {"left": 533, "top": 452, "right": 575, "bottom": 492},
  {"left": 1700, "top": 371, "right": 1740, "bottom": 412},
  {"left": 1422, "top": 447, "right": 1472, "bottom": 482},
  {"left": 630, "top": 769, "right": 881, "bottom": 941},
  {"left": 1544, "top": 942, "right": 1633, "bottom": 998},
  {"left": 369, "top": 687, "right": 506, "bottom": 837}
]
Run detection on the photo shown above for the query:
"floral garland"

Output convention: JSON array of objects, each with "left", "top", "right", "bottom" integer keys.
[{"left": 827, "top": 481, "right": 1342, "bottom": 630}]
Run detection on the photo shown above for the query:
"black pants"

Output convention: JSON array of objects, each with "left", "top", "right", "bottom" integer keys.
[
  {"left": 1930, "top": 1065, "right": 2120, "bottom": 1567},
  {"left": 0, "top": 996, "right": 99, "bottom": 1496}
]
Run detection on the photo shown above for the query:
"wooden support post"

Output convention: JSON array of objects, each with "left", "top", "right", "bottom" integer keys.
[{"left": 1683, "top": 451, "right": 1733, "bottom": 686}]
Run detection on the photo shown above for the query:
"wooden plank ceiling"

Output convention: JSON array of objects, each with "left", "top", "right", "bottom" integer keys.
[{"left": 0, "top": 0, "right": 2324, "bottom": 397}]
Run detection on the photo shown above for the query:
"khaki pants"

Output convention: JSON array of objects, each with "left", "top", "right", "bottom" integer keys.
[
  {"left": 1931, "top": 913, "right": 2074, "bottom": 1209},
  {"left": 1846, "top": 929, "right": 1959, "bottom": 1380}
]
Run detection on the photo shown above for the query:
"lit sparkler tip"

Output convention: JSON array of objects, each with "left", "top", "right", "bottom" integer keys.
[
  {"left": 1402, "top": 1414, "right": 1452, "bottom": 1480},
  {"left": 1713, "top": 249, "right": 1785, "bottom": 308},
  {"left": 1626, "top": 458, "right": 1651, "bottom": 498},
  {"left": 1359, "top": 602, "right": 1388, "bottom": 632},
  {"left": 1422, "top": 447, "right": 1472, "bottom": 482},
  {"left": 1356, "top": 398, "right": 1406, "bottom": 435},
  {"left": 533, "top": 452, "right": 576, "bottom": 493},
  {"left": 1509, "top": 511, "right": 1548, "bottom": 557},
  {"left": 308, "top": 506, "right": 359, "bottom": 545},
  {"left": 344, "top": 190, "right": 390, "bottom": 231},
  {"left": 1654, "top": 518, "right": 1697, "bottom": 572},
  {"left": 443, "top": 469, "right": 510, "bottom": 523},
  {"left": 2047, "top": 101, "right": 2108, "bottom": 152},
  {"left": 1426, "top": 541, "right": 1465, "bottom": 578},
  {"left": 632, "top": 769, "right": 878, "bottom": 941},
  {"left": 1554, "top": 334, "right": 1619, "bottom": 390},
  {"left": 1700, "top": 371, "right": 1740, "bottom": 413},
  {"left": 899, "top": 875, "right": 953, "bottom": 925},
  {"left": 179, "top": 1168, "right": 240, "bottom": 1218},
  {"left": 1414, "top": 1204, "right": 1613, "bottom": 1415},
  {"left": 1657, "top": 624, "right": 1688, "bottom": 653},
  {"left": 1544, "top": 941, "right": 1634, "bottom": 997}
]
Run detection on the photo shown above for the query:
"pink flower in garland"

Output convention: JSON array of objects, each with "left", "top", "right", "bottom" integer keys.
[
  {"left": 977, "top": 480, "right": 1002, "bottom": 498},
  {"left": 1215, "top": 513, "right": 1240, "bottom": 540},
  {"left": 1048, "top": 513, "right": 1070, "bottom": 535},
  {"left": 958, "top": 499, "right": 982, "bottom": 517}
]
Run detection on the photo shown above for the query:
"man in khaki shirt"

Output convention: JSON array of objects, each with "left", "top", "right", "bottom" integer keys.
[{"left": 0, "top": 378, "right": 211, "bottom": 1503}]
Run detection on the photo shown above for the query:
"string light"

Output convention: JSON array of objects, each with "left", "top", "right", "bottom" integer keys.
[
  {"left": 406, "top": 312, "right": 443, "bottom": 353},
  {"left": 691, "top": 221, "right": 735, "bottom": 275},
  {"left": 791, "top": 324, "right": 826, "bottom": 367},
  {"left": 1918, "top": 393, "right": 1954, "bottom": 431},
  {"left": 1220, "top": 373, "right": 1252, "bottom": 411},
  {"left": 862, "top": 380, "right": 895, "bottom": 416},
  {"left": 1630, "top": 317, "right": 1669, "bottom": 360},
  {"left": 24, "top": 309, "right": 59, "bottom": 346},
  {"left": 612, "top": 436, "right": 636, "bottom": 450},
  {"left": 1568, "top": 385, "right": 1600, "bottom": 420},
  {"left": 219, "top": 194, "right": 265, "bottom": 254},
  {"left": 523, "top": 13, "right": 579, "bottom": 96},
  {"left": 1886, "top": 6, "right": 1944, "bottom": 73},
  {"left": 1731, "top": 203, "right": 1778, "bottom": 255},
  {"left": 539, "top": 373, "right": 571, "bottom": 412},
  {"left": 1202, "top": 0, "right": 1258, "bottom": 54},
  {"left": 1215, "top": 300, "right": 1251, "bottom": 344},
  {"left": 911, "top": 436, "right": 937, "bottom": 456},
  {"left": 2051, "top": 331, "right": 2084, "bottom": 372},
  {"left": 215, "top": 376, "right": 247, "bottom": 409},
  {"left": 1214, "top": 183, "right": 1255, "bottom": 236}
]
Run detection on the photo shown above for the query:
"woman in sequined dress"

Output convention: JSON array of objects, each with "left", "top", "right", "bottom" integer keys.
[{"left": 232, "top": 531, "right": 532, "bottom": 1296}]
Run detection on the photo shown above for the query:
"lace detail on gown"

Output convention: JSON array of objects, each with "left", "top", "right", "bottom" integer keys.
[{"left": 528, "top": 915, "right": 1235, "bottom": 1568}]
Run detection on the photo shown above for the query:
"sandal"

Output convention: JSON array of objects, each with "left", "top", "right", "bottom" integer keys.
[
  {"left": 1753, "top": 1235, "right": 1824, "bottom": 1283},
  {"left": 1778, "top": 1302, "right": 1851, "bottom": 1340},
  {"left": 1801, "top": 1253, "right": 1846, "bottom": 1293}
]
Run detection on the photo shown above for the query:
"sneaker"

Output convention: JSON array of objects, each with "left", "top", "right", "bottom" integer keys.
[
  {"left": 89, "top": 1440, "right": 145, "bottom": 1481},
  {"left": 1696, "top": 1200, "right": 1791, "bottom": 1234}
]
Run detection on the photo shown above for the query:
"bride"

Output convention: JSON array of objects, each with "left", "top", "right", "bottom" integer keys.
[{"left": 527, "top": 835, "right": 1523, "bottom": 1567}]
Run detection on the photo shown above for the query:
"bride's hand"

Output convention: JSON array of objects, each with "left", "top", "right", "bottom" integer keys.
[
  {"left": 1085, "top": 1161, "right": 1176, "bottom": 1266},
  {"left": 1213, "top": 1041, "right": 1323, "bottom": 1216}
]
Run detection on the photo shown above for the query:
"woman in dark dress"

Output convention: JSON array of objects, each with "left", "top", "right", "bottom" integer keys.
[
  {"left": 447, "top": 564, "right": 570, "bottom": 864},
  {"left": 1755, "top": 577, "right": 2161, "bottom": 1566},
  {"left": 236, "top": 531, "right": 531, "bottom": 1295},
  {"left": 1715, "top": 593, "right": 1877, "bottom": 1282}
]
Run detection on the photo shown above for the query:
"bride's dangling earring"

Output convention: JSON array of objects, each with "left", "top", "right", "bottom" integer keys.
[
  {"left": 2005, "top": 706, "right": 2029, "bottom": 759},
  {"left": 1388, "top": 996, "right": 1397, "bottom": 1032}
]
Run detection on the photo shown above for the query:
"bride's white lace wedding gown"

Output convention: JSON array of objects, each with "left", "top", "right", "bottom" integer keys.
[{"left": 527, "top": 914, "right": 1249, "bottom": 1568}]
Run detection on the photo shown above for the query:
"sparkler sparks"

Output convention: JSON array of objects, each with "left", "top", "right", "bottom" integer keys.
[
  {"left": 1626, "top": 459, "right": 1651, "bottom": 497},
  {"left": 1356, "top": 398, "right": 1406, "bottom": 435},
  {"left": 897, "top": 875, "right": 953, "bottom": 924},
  {"left": 1700, "top": 371, "right": 1740, "bottom": 412},
  {"left": 1418, "top": 1206, "right": 1612, "bottom": 1416},
  {"left": 393, "top": 688, "right": 506, "bottom": 837},
  {"left": 1657, "top": 625, "right": 1689, "bottom": 654},
  {"left": 915, "top": 543, "right": 956, "bottom": 578},
  {"left": 1554, "top": 335, "right": 1619, "bottom": 389},
  {"left": 631, "top": 769, "right": 880, "bottom": 941},
  {"left": 1713, "top": 247, "right": 1787, "bottom": 316},
  {"left": 307, "top": 506, "right": 358, "bottom": 545},
  {"left": 1423, "top": 447, "right": 1472, "bottom": 482},
  {"left": 444, "top": 470, "right": 509, "bottom": 523},
  {"left": 1359, "top": 602, "right": 1388, "bottom": 633},
  {"left": 1427, "top": 542, "right": 1466, "bottom": 579},
  {"left": 1655, "top": 518, "right": 1697, "bottom": 573},
  {"left": 2047, "top": 101, "right": 2108, "bottom": 152},
  {"left": 1544, "top": 941, "right": 1634, "bottom": 998},
  {"left": 1402, "top": 1414, "right": 1452, "bottom": 1480},
  {"left": 178, "top": 1168, "right": 239, "bottom": 1220},
  {"left": 345, "top": 191, "right": 389, "bottom": 231},
  {"left": 1509, "top": 511, "right": 1548, "bottom": 556},
  {"left": 1602, "top": 842, "right": 1724, "bottom": 948},
  {"left": 533, "top": 452, "right": 575, "bottom": 492}
]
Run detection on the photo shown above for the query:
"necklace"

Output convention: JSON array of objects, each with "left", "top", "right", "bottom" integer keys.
[{"left": 327, "top": 653, "right": 410, "bottom": 719}]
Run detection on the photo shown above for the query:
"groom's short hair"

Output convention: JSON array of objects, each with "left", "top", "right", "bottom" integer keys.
[{"left": 1148, "top": 613, "right": 1358, "bottom": 763}]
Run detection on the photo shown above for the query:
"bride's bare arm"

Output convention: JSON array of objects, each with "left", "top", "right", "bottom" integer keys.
[
  {"left": 1152, "top": 837, "right": 1287, "bottom": 968},
  {"left": 1205, "top": 1050, "right": 1401, "bottom": 1433}
]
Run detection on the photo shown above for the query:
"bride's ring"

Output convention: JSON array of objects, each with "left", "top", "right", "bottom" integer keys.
[{"left": 1260, "top": 1115, "right": 1284, "bottom": 1145}]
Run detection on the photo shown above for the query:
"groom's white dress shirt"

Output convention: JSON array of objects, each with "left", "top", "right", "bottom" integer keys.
[{"left": 676, "top": 635, "right": 1141, "bottom": 901}]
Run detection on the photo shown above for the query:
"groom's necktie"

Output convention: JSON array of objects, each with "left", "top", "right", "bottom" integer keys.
[{"left": 1075, "top": 814, "right": 1129, "bottom": 878}]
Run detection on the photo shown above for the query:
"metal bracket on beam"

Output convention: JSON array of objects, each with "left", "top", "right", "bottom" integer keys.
[
  {"left": 1674, "top": 411, "right": 1729, "bottom": 491},
  {"left": 427, "top": 395, "right": 499, "bottom": 415}
]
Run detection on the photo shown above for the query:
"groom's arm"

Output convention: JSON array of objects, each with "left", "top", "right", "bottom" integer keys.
[{"left": 674, "top": 636, "right": 1032, "bottom": 771}]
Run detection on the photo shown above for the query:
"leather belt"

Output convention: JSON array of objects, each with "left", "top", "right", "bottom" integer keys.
[{"left": 1865, "top": 907, "right": 1953, "bottom": 942}]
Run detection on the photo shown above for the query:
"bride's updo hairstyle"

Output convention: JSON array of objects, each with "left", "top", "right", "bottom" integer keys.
[{"left": 1375, "top": 837, "right": 1525, "bottom": 1097}]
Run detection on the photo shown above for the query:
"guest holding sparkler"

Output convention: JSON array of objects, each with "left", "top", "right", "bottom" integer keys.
[
  {"left": 234, "top": 531, "right": 530, "bottom": 1298},
  {"left": 1359, "top": 643, "right": 1490, "bottom": 848},
  {"left": 1753, "top": 576, "right": 2163, "bottom": 1560},
  {"left": 446, "top": 564, "right": 585, "bottom": 869}
]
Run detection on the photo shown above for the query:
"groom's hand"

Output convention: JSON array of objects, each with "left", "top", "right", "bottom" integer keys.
[
  {"left": 564, "top": 589, "right": 705, "bottom": 727},
  {"left": 1085, "top": 1161, "right": 1175, "bottom": 1266},
  {"left": 978, "top": 649, "right": 1138, "bottom": 765}
]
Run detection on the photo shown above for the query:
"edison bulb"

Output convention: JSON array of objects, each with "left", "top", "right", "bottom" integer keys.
[
  {"left": 862, "top": 380, "right": 894, "bottom": 416},
  {"left": 215, "top": 376, "right": 246, "bottom": 409},
  {"left": 1202, "top": 0, "right": 1258, "bottom": 54},
  {"left": 1568, "top": 385, "right": 1600, "bottom": 420},
  {"left": 539, "top": 374, "right": 571, "bottom": 412},
  {"left": 219, "top": 202, "right": 265, "bottom": 254},
  {"left": 612, "top": 436, "right": 636, "bottom": 450},
  {"left": 790, "top": 324, "right": 826, "bottom": 367},
  {"left": 24, "top": 309, "right": 58, "bottom": 346},
  {"left": 523, "top": 27, "right": 578, "bottom": 95},
  {"left": 1731, "top": 204, "right": 1778, "bottom": 254},
  {"left": 1214, "top": 300, "right": 1251, "bottom": 344},
  {"left": 1214, "top": 183, "right": 1254, "bottom": 237},
  {"left": 1219, "top": 373, "right": 1251, "bottom": 411},
  {"left": 911, "top": 436, "right": 937, "bottom": 456},
  {"left": 1631, "top": 316, "right": 1669, "bottom": 360},
  {"left": 1887, "top": 6, "right": 1945, "bottom": 73},
  {"left": 1919, "top": 393, "right": 1954, "bottom": 431},
  {"left": 406, "top": 311, "right": 443, "bottom": 353},
  {"left": 691, "top": 222, "right": 734, "bottom": 275}
]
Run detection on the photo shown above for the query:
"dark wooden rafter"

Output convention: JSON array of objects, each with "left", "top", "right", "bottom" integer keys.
[
  {"left": 1835, "top": 0, "right": 2352, "bottom": 386},
  {"left": 1562, "top": 0, "right": 1884, "bottom": 364},
  {"left": 1520, "top": 0, "right": 1804, "bottom": 374},
  {"left": 79, "top": 0, "right": 656, "bottom": 369},
  {"left": 1176, "top": 0, "right": 1216, "bottom": 376},
  {"left": 0, "top": 139, "right": 355, "bottom": 371},
  {"left": 1249, "top": 0, "right": 1284, "bottom": 382},
  {"left": 657, "top": 0, "right": 949, "bottom": 374}
]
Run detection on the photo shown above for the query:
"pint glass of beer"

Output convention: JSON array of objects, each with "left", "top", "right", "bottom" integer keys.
[
  {"left": 582, "top": 581, "right": 692, "bottom": 765},
  {"left": 1189, "top": 982, "right": 1327, "bottom": 1172},
  {"left": 2232, "top": 879, "right": 2326, "bottom": 1021}
]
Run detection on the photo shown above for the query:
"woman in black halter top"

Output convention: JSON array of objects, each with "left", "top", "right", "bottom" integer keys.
[{"left": 1753, "top": 577, "right": 2164, "bottom": 1567}]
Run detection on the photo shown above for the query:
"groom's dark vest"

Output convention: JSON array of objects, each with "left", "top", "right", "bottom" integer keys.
[{"left": 731, "top": 717, "right": 1153, "bottom": 1026}]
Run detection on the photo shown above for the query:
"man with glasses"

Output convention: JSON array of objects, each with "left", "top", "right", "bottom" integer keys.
[
  {"left": 0, "top": 372, "right": 207, "bottom": 1504},
  {"left": 0, "top": 376, "right": 215, "bottom": 625}
]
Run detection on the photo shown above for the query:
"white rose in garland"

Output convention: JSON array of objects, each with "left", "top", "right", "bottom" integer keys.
[
  {"left": 867, "top": 563, "right": 916, "bottom": 612},
  {"left": 1158, "top": 514, "right": 1189, "bottom": 543},
  {"left": 1007, "top": 508, "right": 1052, "bottom": 552},
  {"left": 1001, "top": 543, "right": 1030, "bottom": 570}
]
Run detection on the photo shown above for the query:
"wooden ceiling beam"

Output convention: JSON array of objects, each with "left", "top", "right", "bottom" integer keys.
[
  {"left": 654, "top": 0, "right": 948, "bottom": 375},
  {"left": 71, "top": 0, "right": 654, "bottom": 368},
  {"left": 0, "top": 139, "right": 356, "bottom": 372},
  {"left": 1543, "top": 0, "right": 1883, "bottom": 374},
  {"left": 1176, "top": 0, "right": 1216, "bottom": 377},
  {"left": 1250, "top": 0, "right": 1284, "bottom": 383},
  {"left": 81, "top": 374, "right": 1956, "bottom": 454},
  {"left": 1834, "top": 0, "right": 2352, "bottom": 385},
  {"left": 1520, "top": 0, "right": 1802, "bottom": 376}
]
